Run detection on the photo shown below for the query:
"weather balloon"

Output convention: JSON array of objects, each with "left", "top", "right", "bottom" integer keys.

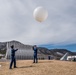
[{"left": 33, "top": 6, "right": 48, "bottom": 22}]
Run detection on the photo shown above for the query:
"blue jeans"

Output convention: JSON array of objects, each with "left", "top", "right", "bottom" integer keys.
[
  {"left": 33, "top": 55, "right": 38, "bottom": 63},
  {"left": 10, "top": 56, "right": 16, "bottom": 68}
]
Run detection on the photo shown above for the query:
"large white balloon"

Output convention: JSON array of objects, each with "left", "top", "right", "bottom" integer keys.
[{"left": 33, "top": 6, "right": 48, "bottom": 22}]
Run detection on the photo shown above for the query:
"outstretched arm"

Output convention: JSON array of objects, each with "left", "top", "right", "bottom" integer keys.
[{"left": 15, "top": 49, "right": 18, "bottom": 51}]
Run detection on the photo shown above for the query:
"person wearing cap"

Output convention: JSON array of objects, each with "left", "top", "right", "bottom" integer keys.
[
  {"left": 33, "top": 45, "right": 38, "bottom": 63},
  {"left": 9, "top": 45, "right": 18, "bottom": 69}
]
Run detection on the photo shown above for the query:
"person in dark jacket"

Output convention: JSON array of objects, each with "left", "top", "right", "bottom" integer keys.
[
  {"left": 48, "top": 56, "right": 51, "bottom": 60},
  {"left": 9, "top": 45, "right": 18, "bottom": 69},
  {"left": 33, "top": 45, "right": 38, "bottom": 63}
]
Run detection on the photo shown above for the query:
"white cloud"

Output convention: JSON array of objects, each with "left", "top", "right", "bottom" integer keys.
[{"left": 0, "top": 0, "right": 76, "bottom": 45}]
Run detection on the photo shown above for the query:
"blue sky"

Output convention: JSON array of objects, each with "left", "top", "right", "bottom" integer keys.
[
  {"left": 0, "top": 0, "right": 76, "bottom": 52},
  {"left": 39, "top": 44, "right": 76, "bottom": 52}
]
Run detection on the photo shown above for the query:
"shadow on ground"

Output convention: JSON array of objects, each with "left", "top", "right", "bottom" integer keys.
[
  {"left": 38, "top": 60, "right": 53, "bottom": 63},
  {"left": 18, "top": 65, "right": 35, "bottom": 68}
]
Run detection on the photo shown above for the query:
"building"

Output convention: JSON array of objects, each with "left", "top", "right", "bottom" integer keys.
[
  {"left": 5, "top": 41, "right": 53, "bottom": 60},
  {"left": 60, "top": 52, "right": 69, "bottom": 61},
  {"left": 67, "top": 56, "right": 76, "bottom": 61},
  {"left": 5, "top": 41, "right": 34, "bottom": 60},
  {"left": 38, "top": 54, "right": 54, "bottom": 60},
  {"left": 60, "top": 52, "right": 76, "bottom": 61}
]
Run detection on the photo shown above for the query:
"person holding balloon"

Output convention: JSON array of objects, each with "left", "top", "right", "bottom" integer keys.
[
  {"left": 32, "top": 7, "right": 48, "bottom": 63},
  {"left": 33, "top": 45, "right": 38, "bottom": 63}
]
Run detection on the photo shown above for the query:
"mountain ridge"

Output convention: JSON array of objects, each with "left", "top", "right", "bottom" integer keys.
[{"left": 0, "top": 40, "right": 76, "bottom": 60}]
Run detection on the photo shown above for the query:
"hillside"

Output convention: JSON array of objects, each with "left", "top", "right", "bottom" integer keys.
[{"left": 0, "top": 40, "right": 76, "bottom": 59}]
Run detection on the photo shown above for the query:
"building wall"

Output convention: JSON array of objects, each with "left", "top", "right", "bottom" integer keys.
[
  {"left": 38, "top": 54, "right": 54, "bottom": 60},
  {"left": 60, "top": 52, "right": 69, "bottom": 61},
  {"left": 5, "top": 42, "right": 34, "bottom": 60},
  {"left": 5, "top": 42, "right": 53, "bottom": 60},
  {"left": 67, "top": 56, "right": 76, "bottom": 61}
]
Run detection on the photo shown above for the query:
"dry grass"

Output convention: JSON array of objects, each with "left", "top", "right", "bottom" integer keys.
[{"left": 0, "top": 60, "right": 76, "bottom": 75}]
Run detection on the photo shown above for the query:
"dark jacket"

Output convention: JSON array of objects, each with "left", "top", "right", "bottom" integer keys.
[
  {"left": 11, "top": 49, "right": 18, "bottom": 57},
  {"left": 33, "top": 47, "right": 38, "bottom": 56}
]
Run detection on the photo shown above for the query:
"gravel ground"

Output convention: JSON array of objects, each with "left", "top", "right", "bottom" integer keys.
[{"left": 0, "top": 60, "right": 76, "bottom": 75}]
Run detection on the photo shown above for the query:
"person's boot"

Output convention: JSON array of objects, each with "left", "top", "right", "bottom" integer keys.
[
  {"left": 14, "top": 66, "right": 17, "bottom": 68},
  {"left": 9, "top": 67, "right": 12, "bottom": 69},
  {"left": 33, "top": 61, "right": 35, "bottom": 63}
]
